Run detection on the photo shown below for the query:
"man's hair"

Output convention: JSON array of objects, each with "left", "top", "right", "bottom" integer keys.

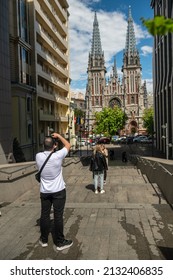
[{"left": 44, "top": 136, "right": 55, "bottom": 151}]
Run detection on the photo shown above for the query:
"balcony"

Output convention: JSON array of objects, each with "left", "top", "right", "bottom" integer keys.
[
  {"left": 39, "top": 109, "right": 59, "bottom": 122},
  {"left": 54, "top": 0, "right": 68, "bottom": 22},
  {"left": 59, "top": 115, "right": 68, "bottom": 122},
  {"left": 44, "top": 0, "right": 68, "bottom": 36},
  {"left": 36, "top": 23, "right": 68, "bottom": 63},
  {"left": 36, "top": 44, "right": 68, "bottom": 78},
  {"left": 35, "top": 1, "right": 68, "bottom": 50},
  {"left": 37, "top": 64, "right": 69, "bottom": 92},
  {"left": 55, "top": 95, "right": 70, "bottom": 106}
]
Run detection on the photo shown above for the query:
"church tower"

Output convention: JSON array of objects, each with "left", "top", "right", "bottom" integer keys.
[
  {"left": 121, "top": 6, "right": 146, "bottom": 134},
  {"left": 86, "top": 12, "right": 106, "bottom": 130},
  {"left": 86, "top": 7, "right": 147, "bottom": 135}
]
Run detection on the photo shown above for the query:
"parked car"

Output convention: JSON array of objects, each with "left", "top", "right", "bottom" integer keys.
[
  {"left": 126, "top": 136, "right": 134, "bottom": 144},
  {"left": 78, "top": 140, "right": 86, "bottom": 146},
  {"left": 119, "top": 136, "right": 127, "bottom": 144},
  {"left": 85, "top": 139, "right": 90, "bottom": 146},
  {"left": 97, "top": 137, "right": 110, "bottom": 144},
  {"left": 116, "top": 136, "right": 127, "bottom": 144},
  {"left": 111, "top": 135, "right": 119, "bottom": 143},
  {"left": 133, "top": 136, "right": 148, "bottom": 143},
  {"left": 140, "top": 136, "right": 153, "bottom": 143}
]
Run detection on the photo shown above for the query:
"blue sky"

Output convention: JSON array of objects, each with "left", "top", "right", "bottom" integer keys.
[{"left": 68, "top": 0, "right": 154, "bottom": 94}]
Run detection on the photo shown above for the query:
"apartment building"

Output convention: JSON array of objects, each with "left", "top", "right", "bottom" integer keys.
[
  {"left": 9, "top": 0, "right": 70, "bottom": 160},
  {"left": 151, "top": 0, "right": 173, "bottom": 159}
]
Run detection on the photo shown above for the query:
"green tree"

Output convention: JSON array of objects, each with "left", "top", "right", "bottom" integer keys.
[
  {"left": 141, "top": 16, "right": 173, "bottom": 36},
  {"left": 142, "top": 108, "right": 154, "bottom": 135},
  {"left": 74, "top": 108, "right": 85, "bottom": 125},
  {"left": 94, "top": 106, "right": 127, "bottom": 137},
  {"left": 74, "top": 108, "right": 84, "bottom": 118}
]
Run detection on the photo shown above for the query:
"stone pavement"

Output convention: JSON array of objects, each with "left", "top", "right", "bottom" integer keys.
[{"left": 0, "top": 145, "right": 173, "bottom": 260}]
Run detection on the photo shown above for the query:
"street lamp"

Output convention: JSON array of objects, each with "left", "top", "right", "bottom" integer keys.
[
  {"left": 162, "top": 123, "right": 169, "bottom": 159},
  {"left": 85, "top": 95, "right": 90, "bottom": 150}
]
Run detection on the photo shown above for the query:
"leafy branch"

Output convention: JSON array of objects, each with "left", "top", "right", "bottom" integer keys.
[{"left": 141, "top": 16, "right": 173, "bottom": 36}]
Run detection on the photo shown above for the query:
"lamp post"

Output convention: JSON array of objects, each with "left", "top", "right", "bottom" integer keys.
[
  {"left": 68, "top": 114, "right": 71, "bottom": 157},
  {"left": 85, "top": 95, "right": 90, "bottom": 154},
  {"left": 162, "top": 123, "right": 169, "bottom": 159}
]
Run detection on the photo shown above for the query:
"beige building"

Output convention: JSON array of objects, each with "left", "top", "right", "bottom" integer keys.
[
  {"left": 71, "top": 91, "right": 86, "bottom": 138},
  {"left": 71, "top": 92, "right": 85, "bottom": 111},
  {"left": 8, "top": 0, "right": 70, "bottom": 160}
]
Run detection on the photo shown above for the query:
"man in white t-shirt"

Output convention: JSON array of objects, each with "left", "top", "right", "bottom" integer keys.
[{"left": 36, "top": 133, "right": 73, "bottom": 251}]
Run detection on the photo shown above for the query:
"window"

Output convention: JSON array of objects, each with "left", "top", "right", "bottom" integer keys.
[
  {"left": 27, "top": 97, "right": 31, "bottom": 112},
  {"left": 19, "top": 46, "right": 31, "bottom": 85},
  {"left": 28, "top": 123, "right": 32, "bottom": 139},
  {"left": 131, "top": 96, "right": 135, "bottom": 104},
  {"left": 18, "top": 0, "right": 29, "bottom": 42}
]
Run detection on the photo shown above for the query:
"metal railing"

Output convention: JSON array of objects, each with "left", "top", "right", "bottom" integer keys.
[{"left": 130, "top": 154, "right": 173, "bottom": 176}]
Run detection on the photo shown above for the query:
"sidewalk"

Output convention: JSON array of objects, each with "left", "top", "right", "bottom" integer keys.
[{"left": 0, "top": 145, "right": 173, "bottom": 260}]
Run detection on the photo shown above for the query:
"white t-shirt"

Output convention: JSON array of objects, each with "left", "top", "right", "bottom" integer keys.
[{"left": 36, "top": 147, "right": 68, "bottom": 193}]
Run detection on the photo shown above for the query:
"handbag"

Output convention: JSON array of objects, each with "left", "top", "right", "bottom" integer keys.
[{"left": 35, "top": 151, "right": 54, "bottom": 182}]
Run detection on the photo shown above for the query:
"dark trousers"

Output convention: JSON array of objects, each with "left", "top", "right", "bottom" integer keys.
[
  {"left": 40, "top": 189, "right": 66, "bottom": 245},
  {"left": 104, "top": 169, "right": 107, "bottom": 181}
]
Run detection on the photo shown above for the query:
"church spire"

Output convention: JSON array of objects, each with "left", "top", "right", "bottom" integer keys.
[
  {"left": 125, "top": 6, "right": 137, "bottom": 54},
  {"left": 91, "top": 11, "right": 103, "bottom": 56},
  {"left": 113, "top": 56, "right": 118, "bottom": 78}
]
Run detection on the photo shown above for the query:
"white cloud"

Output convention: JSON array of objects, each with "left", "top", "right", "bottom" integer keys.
[
  {"left": 68, "top": 0, "right": 152, "bottom": 93},
  {"left": 141, "top": 45, "right": 153, "bottom": 56}
]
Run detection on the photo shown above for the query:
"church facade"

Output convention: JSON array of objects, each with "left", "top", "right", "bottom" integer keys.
[{"left": 86, "top": 7, "right": 148, "bottom": 135}]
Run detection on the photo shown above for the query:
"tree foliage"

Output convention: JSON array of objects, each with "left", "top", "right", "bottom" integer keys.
[
  {"left": 74, "top": 108, "right": 84, "bottom": 117},
  {"left": 142, "top": 108, "right": 154, "bottom": 135},
  {"left": 94, "top": 106, "right": 127, "bottom": 137},
  {"left": 141, "top": 16, "right": 173, "bottom": 36}
]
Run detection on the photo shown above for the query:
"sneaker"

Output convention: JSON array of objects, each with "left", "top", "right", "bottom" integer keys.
[
  {"left": 39, "top": 239, "right": 48, "bottom": 248},
  {"left": 56, "top": 239, "right": 73, "bottom": 251},
  {"left": 100, "top": 189, "right": 105, "bottom": 194},
  {"left": 95, "top": 189, "right": 99, "bottom": 194}
]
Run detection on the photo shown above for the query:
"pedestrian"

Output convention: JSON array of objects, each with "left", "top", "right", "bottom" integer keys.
[
  {"left": 100, "top": 144, "right": 108, "bottom": 184},
  {"left": 35, "top": 133, "right": 73, "bottom": 251},
  {"left": 110, "top": 149, "right": 114, "bottom": 160},
  {"left": 89, "top": 144, "right": 108, "bottom": 194},
  {"left": 122, "top": 151, "right": 127, "bottom": 162}
]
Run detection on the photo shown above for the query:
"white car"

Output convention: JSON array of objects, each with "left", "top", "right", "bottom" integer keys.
[
  {"left": 78, "top": 140, "right": 86, "bottom": 146},
  {"left": 141, "top": 136, "right": 153, "bottom": 143},
  {"left": 133, "top": 136, "right": 148, "bottom": 143}
]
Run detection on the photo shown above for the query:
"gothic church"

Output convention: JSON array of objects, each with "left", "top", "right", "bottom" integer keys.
[{"left": 86, "top": 7, "right": 148, "bottom": 135}]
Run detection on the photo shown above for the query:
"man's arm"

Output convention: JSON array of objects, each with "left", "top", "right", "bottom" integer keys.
[{"left": 51, "top": 133, "right": 71, "bottom": 152}]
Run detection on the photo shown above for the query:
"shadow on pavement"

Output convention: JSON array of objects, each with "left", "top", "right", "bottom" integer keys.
[
  {"left": 85, "top": 184, "right": 94, "bottom": 192},
  {"left": 158, "top": 246, "right": 173, "bottom": 260}
]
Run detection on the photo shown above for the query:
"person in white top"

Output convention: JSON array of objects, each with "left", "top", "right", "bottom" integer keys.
[{"left": 36, "top": 133, "right": 73, "bottom": 251}]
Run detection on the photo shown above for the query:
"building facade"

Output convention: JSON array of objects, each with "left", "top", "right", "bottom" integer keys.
[
  {"left": 151, "top": 0, "right": 173, "bottom": 159},
  {"left": 0, "top": 1, "right": 12, "bottom": 164},
  {"left": 86, "top": 8, "right": 148, "bottom": 136},
  {"left": 8, "top": 0, "right": 70, "bottom": 160}
]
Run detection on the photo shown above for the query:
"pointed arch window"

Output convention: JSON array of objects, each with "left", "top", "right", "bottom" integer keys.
[{"left": 131, "top": 96, "right": 135, "bottom": 104}]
